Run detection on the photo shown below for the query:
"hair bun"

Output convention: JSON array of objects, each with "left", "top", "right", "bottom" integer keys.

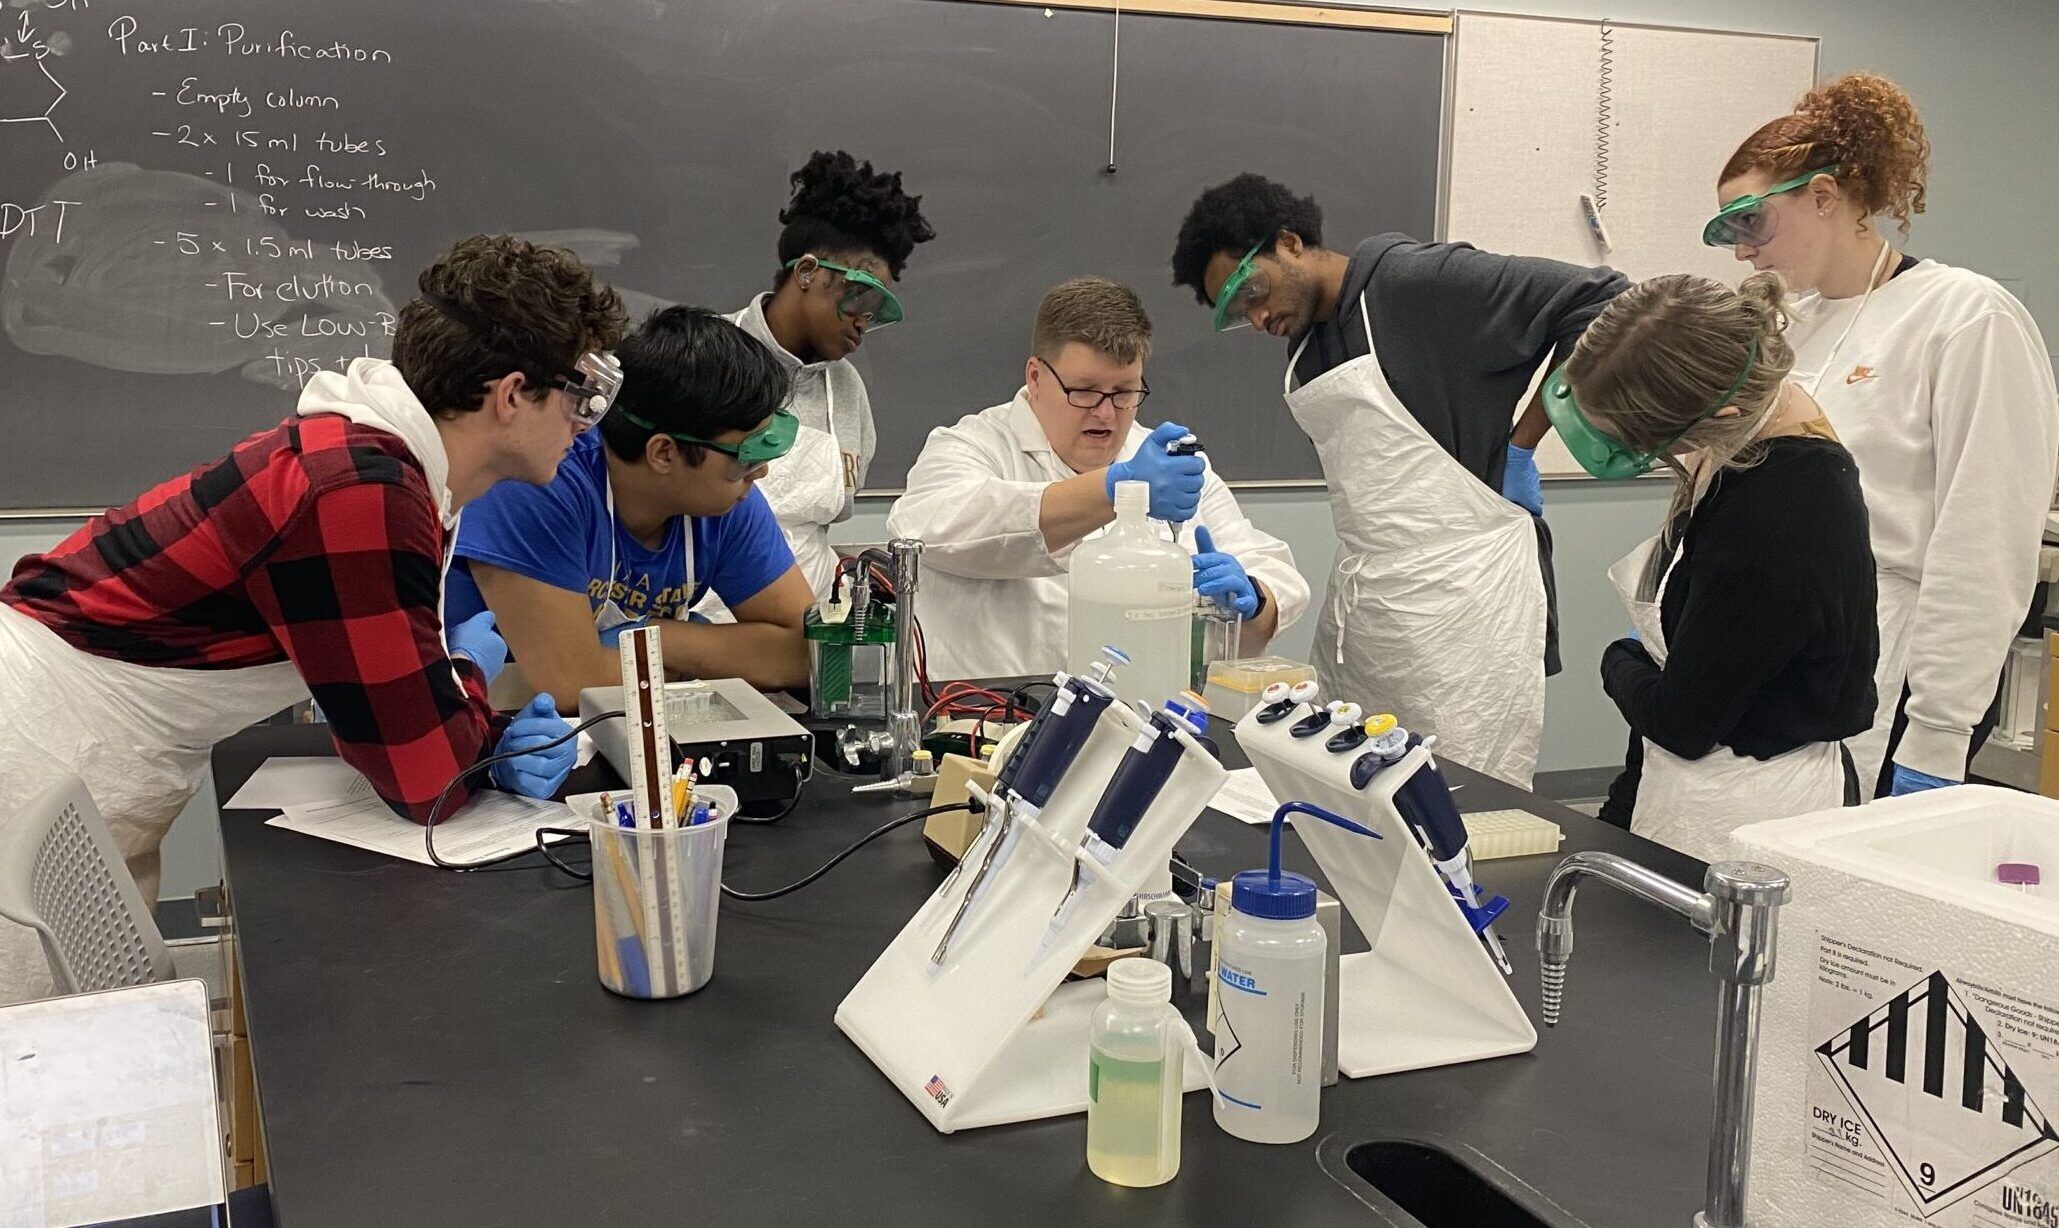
[{"left": 1794, "top": 71, "right": 1930, "bottom": 228}]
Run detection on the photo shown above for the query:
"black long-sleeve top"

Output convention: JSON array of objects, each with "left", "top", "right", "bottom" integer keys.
[{"left": 1602, "top": 437, "right": 1879, "bottom": 762}]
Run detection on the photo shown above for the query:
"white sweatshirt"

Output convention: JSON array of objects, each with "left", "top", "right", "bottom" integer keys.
[
  {"left": 1788, "top": 259, "right": 2059, "bottom": 779},
  {"left": 886, "top": 390, "right": 1310, "bottom": 681},
  {"left": 725, "top": 294, "right": 875, "bottom": 597}
]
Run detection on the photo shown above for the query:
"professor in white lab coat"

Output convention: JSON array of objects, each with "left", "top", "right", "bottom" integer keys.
[{"left": 888, "top": 277, "right": 1308, "bottom": 681}]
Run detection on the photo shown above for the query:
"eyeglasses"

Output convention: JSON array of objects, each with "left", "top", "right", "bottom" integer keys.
[
  {"left": 1702, "top": 165, "right": 1840, "bottom": 248},
  {"left": 1035, "top": 357, "right": 1150, "bottom": 411},
  {"left": 787, "top": 258, "right": 905, "bottom": 330},
  {"left": 616, "top": 407, "right": 801, "bottom": 477},
  {"left": 1211, "top": 243, "right": 1270, "bottom": 333},
  {"left": 551, "top": 351, "right": 623, "bottom": 428}
]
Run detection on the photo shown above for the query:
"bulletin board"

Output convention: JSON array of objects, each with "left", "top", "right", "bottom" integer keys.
[{"left": 1441, "top": 11, "right": 1818, "bottom": 476}]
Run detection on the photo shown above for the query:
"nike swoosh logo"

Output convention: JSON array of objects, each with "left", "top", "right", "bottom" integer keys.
[{"left": 1845, "top": 368, "right": 1876, "bottom": 385}]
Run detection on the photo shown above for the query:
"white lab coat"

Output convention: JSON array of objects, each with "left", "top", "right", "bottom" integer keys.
[
  {"left": 886, "top": 390, "right": 1309, "bottom": 682},
  {"left": 725, "top": 295, "right": 874, "bottom": 598}
]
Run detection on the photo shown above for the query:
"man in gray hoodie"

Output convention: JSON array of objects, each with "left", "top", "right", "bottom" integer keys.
[{"left": 1171, "top": 175, "right": 1627, "bottom": 785}]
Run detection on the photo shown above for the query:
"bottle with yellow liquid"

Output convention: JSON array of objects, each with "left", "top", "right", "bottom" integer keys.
[{"left": 1086, "top": 958, "right": 1183, "bottom": 1187}]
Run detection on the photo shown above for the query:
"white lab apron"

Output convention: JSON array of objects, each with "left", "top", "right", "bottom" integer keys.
[
  {"left": 1286, "top": 296, "right": 1546, "bottom": 788},
  {"left": 1609, "top": 536, "right": 1845, "bottom": 864},
  {"left": 0, "top": 603, "right": 310, "bottom": 1003}
]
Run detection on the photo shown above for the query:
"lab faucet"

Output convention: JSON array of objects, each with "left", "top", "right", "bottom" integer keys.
[{"left": 1536, "top": 851, "right": 1790, "bottom": 1228}]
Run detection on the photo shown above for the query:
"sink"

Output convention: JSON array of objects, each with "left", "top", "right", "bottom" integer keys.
[{"left": 1317, "top": 1134, "right": 1591, "bottom": 1228}]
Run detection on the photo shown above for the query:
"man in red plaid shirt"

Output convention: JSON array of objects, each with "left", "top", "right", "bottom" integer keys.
[{"left": 0, "top": 234, "right": 626, "bottom": 1003}]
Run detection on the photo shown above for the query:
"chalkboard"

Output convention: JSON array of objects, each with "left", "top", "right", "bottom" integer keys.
[{"left": 0, "top": 0, "right": 1443, "bottom": 510}]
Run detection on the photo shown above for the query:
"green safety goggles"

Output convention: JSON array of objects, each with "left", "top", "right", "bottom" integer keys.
[
  {"left": 1542, "top": 339, "right": 1759, "bottom": 480},
  {"left": 617, "top": 407, "right": 801, "bottom": 470},
  {"left": 788, "top": 258, "right": 904, "bottom": 329},
  {"left": 1211, "top": 242, "right": 1268, "bottom": 333},
  {"left": 1701, "top": 165, "right": 1839, "bottom": 248}
]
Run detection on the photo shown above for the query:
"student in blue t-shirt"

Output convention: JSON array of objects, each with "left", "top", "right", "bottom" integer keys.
[{"left": 447, "top": 306, "right": 814, "bottom": 709}]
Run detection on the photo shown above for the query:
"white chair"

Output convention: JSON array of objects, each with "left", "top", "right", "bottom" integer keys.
[{"left": 0, "top": 772, "right": 174, "bottom": 994}]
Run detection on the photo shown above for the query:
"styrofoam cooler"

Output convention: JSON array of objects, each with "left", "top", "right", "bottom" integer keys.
[{"left": 1732, "top": 787, "right": 2059, "bottom": 1228}]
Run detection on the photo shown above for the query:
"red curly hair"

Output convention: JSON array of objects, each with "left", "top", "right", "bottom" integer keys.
[{"left": 1722, "top": 71, "right": 1931, "bottom": 234}]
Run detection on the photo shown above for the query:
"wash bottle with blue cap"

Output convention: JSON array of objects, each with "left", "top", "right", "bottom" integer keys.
[{"left": 1214, "top": 801, "right": 1372, "bottom": 1143}]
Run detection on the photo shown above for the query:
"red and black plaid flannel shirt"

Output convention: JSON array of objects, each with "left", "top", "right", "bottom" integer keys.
[{"left": 2, "top": 414, "right": 510, "bottom": 822}]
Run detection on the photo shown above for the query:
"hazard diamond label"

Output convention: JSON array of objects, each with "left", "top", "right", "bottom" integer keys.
[{"left": 1816, "top": 968, "right": 2059, "bottom": 1218}]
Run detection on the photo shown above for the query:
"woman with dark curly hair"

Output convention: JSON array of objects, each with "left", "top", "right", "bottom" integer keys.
[
  {"left": 723, "top": 151, "right": 936, "bottom": 599},
  {"left": 1710, "top": 72, "right": 2058, "bottom": 798}
]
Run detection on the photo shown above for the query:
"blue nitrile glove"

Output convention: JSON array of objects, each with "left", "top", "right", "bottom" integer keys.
[
  {"left": 1191, "top": 526, "right": 1260, "bottom": 617},
  {"left": 491, "top": 694, "right": 578, "bottom": 799},
  {"left": 597, "top": 618, "right": 652, "bottom": 648},
  {"left": 1890, "top": 764, "right": 1957, "bottom": 796},
  {"left": 1503, "top": 443, "right": 1543, "bottom": 517},
  {"left": 1107, "top": 421, "right": 1206, "bottom": 523},
  {"left": 446, "top": 610, "right": 508, "bottom": 684}
]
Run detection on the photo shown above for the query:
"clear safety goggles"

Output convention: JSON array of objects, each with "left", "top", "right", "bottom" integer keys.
[
  {"left": 1541, "top": 339, "right": 1759, "bottom": 481},
  {"left": 618, "top": 407, "right": 802, "bottom": 476},
  {"left": 1701, "top": 165, "right": 1840, "bottom": 248},
  {"left": 788, "top": 258, "right": 905, "bottom": 330},
  {"left": 552, "top": 351, "right": 623, "bottom": 428},
  {"left": 1211, "top": 242, "right": 1269, "bottom": 333}
]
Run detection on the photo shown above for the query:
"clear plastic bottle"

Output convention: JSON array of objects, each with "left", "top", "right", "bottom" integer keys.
[
  {"left": 1087, "top": 958, "right": 1183, "bottom": 1186},
  {"left": 1070, "top": 481, "right": 1193, "bottom": 711},
  {"left": 1212, "top": 869, "right": 1325, "bottom": 1144}
]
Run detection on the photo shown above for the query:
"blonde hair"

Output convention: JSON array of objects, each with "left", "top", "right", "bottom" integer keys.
[
  {"left": 1032, "top": 276, "right": 1152, "bottom": 365},
  {"left": 1566, "top": 272, "right": 1797, "bottom": 570}
]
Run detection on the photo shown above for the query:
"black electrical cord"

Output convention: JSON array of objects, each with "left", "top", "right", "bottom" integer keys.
[
  {"left": 424, "top": 708, "right": 914, "bottom": 900},
  {"left": 421, "top": 709, "right": 622, "bottom": 872},
  {"left": 731, "top": 762, "right": 808, "bottom": 824},
  {"left": 719, "top": 801, "right": 976, "bottom": 902}
]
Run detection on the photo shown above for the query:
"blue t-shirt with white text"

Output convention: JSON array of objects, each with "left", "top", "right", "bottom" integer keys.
[{"left": 445, "top": 432, "right": 793, "bottom": 628}]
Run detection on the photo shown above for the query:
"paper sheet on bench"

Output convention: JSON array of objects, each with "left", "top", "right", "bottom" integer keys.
[
  {"left": 1209, "top": 767, "right": 1281, "bottom": 826},
  {"left": 265, "top": 791, "right": 574, "bottom": 865},
  {"left": 224, "top": 757, "right": 376, "bottom": 810}
]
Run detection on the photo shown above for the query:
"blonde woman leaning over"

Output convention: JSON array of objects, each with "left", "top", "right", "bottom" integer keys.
[{"left": 1543, "top": 272, "right": 1878, "bottom": 861}]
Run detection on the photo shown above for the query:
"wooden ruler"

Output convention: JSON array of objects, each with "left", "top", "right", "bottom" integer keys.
[{"left": 617, "top": 626, "right": 687, "bottom": 993}]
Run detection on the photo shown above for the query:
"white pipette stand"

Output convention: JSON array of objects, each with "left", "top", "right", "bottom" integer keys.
[
  {"left": 836, "top": 693, "right": 1227, "bottom": 1133},
  {"left": 1234, "top": 706, "right": 1535, "bottom": 1078}
]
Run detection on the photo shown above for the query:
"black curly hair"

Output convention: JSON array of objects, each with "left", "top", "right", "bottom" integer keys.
[
  {"left": 1170, "top": 174, "right": 1325, "bottom": 307},
  {"left": 774, "top": 150, "right": 936, "bottom": 283}
]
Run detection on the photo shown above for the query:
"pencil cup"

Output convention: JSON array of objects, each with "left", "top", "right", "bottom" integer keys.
[{"left": 587, "top": 812, "right": 730, "bottom": 999}]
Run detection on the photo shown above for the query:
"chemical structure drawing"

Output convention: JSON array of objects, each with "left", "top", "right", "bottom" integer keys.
[{"left": 0, "top": 8, "right": 71, "bottom": 142}]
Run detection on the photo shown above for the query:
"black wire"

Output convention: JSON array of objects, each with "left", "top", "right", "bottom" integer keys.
[
  {"left": 421, "top": 709, "right": 622, "bottom": 872},
  {"left": 731, "top": 762, "right": 808, "bottom": 824},
  {"left": 720, "top": 801, "right": 975, "bottom": 902}
]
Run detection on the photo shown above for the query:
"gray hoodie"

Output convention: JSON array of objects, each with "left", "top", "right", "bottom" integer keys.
[
  {"left": 1294, "top": 234, "right": 1628, "bottom": 493},
  {"left": 1292, "top": 236, "right": 1623, "bottom": 678}
]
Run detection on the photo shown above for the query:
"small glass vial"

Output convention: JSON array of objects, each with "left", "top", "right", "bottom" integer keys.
[{"left": 1087, "top": 958, "right": 1183, "bottom": 1187}]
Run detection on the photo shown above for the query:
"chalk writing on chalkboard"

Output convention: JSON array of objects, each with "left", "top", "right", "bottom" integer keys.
[{"left": 1, "top": 9, "right": 428, "bottom": 389}]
